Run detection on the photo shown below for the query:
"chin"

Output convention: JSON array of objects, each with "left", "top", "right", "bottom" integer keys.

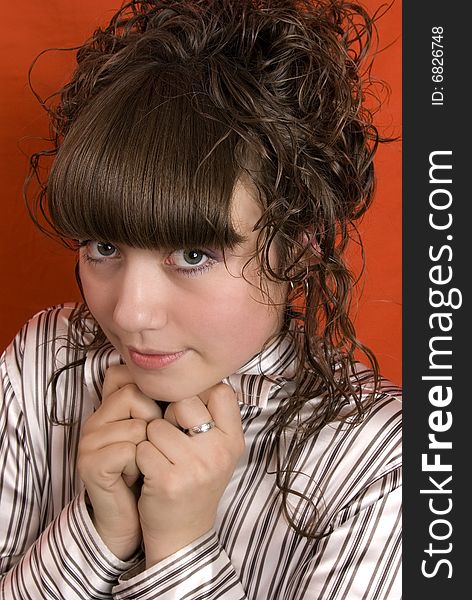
[{"left": 133, "top": 376, "right": 207, "bottom": 403}]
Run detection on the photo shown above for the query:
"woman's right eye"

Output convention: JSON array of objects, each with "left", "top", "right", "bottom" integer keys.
[
  {"left": 94, "top": 242, "right": 117, "bottom": 257},
  {"left": 78, "top": 240, "right": 119, "bottom": 262}
]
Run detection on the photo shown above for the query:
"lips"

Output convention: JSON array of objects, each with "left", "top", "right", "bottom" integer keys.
[{"left": 128, "top": 348, "right": 188, "bottom": 370}]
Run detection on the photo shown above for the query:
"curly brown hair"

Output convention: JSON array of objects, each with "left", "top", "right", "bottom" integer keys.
[{"left": 26, "top": 0, "right": 390, "bottom": 539}]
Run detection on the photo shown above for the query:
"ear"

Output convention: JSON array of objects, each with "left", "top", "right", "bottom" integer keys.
[
  {"left": 299, "top": 227, "right": 321, "bottom": 255},
  {"left": 288, "top": 228, "right": 321, "bottom": 282}
]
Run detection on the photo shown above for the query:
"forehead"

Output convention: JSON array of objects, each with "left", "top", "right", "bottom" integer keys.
[{"left": 230, "top": 176, "right": 263, "bottom": 237}]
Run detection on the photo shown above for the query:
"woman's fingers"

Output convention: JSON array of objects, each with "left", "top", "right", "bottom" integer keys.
[
  {"left": 80, "top": 440, "right": 143, "bottom": 560},
  {"left": 202, "top": 383, "right": 244, "bottom": 439},
  {"left": 150, "top": 384, "right": 244, "bottom": 465},
  {"left": 77, "top": 364, "right": 157, "bottom": 560},
  {"left": 85, "top": 371, "right": 162, "bottom": 434},
  {"left": 101, "top": 364, "right": 135, "bottom": 397},
  {"left": 79, "top": 419, "right": 148, "bottom": 452},
  {"left": 137, "top": 384, "right": 245, "bottom": 567},
  {"left": 78, "top": 442, "right": 141, "bottom": 490},
  {"left": 136, "top": 439, "right": 172, "bottom": 475},
  {"left": 145, "top": 419, "right": 190, "bottom": 464},
  {"left": 105, "top": 384, "right": 162, "bottom": 422},
  {"left": 164, "top": 396, "right": 213, "bottom": 430},
  {"left": 164, "top": 383, "right": 241, "bottom": 435}
]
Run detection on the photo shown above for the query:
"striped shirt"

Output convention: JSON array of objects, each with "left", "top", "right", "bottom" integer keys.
[{"left": 0, "top": 304, "right": 402, "bottom": 599}]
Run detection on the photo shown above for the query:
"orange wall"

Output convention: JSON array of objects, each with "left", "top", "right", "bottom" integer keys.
[
  {"left": 352, "top": 0, "right": 402, "bottom": 384},
  {"left": 0, "top": 0, "right": 401, "bottom": 384}
]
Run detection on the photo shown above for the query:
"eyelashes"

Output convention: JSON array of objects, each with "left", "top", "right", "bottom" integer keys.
[
  {"left": 78, "top": 241, "right": 117, "bottom": 261},
  {"left": 165, "top": 249, "right": 218, "bottom": 276},
  {"left": 77, "top": 240, "right": 220, "bottom": 277}
]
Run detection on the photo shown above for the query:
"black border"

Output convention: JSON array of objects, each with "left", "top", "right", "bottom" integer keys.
[{"left": 403, "top": 1, "right": 468, "bottom": 596}]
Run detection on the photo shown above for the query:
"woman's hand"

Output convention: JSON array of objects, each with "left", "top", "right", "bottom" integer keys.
[
  {"left": 77, "top": 364, "right": 162, "bottom": 560},
  {"left": 136, "top": 383, "right": 245, "bottom": 568}
]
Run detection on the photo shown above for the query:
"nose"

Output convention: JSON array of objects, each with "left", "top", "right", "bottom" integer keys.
[{"left": 112, "top": 260, "right": 169, "bottom": 333}]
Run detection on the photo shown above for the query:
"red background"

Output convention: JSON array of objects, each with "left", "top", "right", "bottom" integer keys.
[{"left": 0, "top": 0, "right": 401, "bottom": 384}]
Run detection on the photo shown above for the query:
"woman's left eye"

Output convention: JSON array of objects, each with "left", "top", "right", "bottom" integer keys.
[
  {"left": 78, "top": 240, "right": 120, "bottom": 263},
  {"left": 94, "top": 242, "right": 118, "bottom": 257},
  {"left": 167, "top": 249, "right": 218, "bottom": 274}
]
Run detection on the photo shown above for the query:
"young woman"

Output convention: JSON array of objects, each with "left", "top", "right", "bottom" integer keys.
[{"left": 0, "top": 0, "right": 401, "bottom": 598}]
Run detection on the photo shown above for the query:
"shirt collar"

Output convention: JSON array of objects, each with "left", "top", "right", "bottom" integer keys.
[
  {"left": 84, "top": 327, "right": 299, "bottom": 409},
  {"left": 222, "top": 328, "right": 298, "bottom": 407}
]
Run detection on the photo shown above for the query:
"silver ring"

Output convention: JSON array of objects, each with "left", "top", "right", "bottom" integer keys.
[{"left": 186, "top": 420, "right": 216, "bottom": 436}]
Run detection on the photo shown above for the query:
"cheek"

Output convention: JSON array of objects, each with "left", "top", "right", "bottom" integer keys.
[
  {"left": 80, "top": 271, "right": 115, "bottom": 323},
  {"left": 204, "top": 279, "right": 285, "bottom": 347}
]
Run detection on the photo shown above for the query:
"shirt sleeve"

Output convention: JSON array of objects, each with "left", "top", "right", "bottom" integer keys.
[
  {"left": 113, "top": 530, "right": 248, "bottom": 599},
  {"left": 113, "top": 467, "right": 401, "bottom": 600},
  {"left": 285, "top": 467, "right": 402, "bottom": 599},
  {"left": 0, "top": 347, "right": 140, "bottom": 599}
]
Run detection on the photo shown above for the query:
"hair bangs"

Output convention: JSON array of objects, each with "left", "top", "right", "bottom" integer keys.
[{"left": 47, "top": 65, "right": 246, "bottom": 251}]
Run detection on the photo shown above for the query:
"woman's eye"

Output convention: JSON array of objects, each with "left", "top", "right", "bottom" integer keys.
[
  {"left": 166, "top": 248, "right": 218, "bottom": 275},
  {"left": 79, "top": 240, "right": 119, "bottom": 262},
  {"left": 171, "top": 249, "right": 208, "bottom": 267},
  {"left": 95, "top": 242, "right": 117, "bottom": 257},
  {"left": 183, "top": 249, "right": 207, "bottom": 266}
]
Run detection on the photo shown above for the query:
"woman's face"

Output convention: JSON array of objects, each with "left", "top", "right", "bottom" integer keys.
[{"left": 79, "top": 178, "right": 288, "bottom": 402}]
